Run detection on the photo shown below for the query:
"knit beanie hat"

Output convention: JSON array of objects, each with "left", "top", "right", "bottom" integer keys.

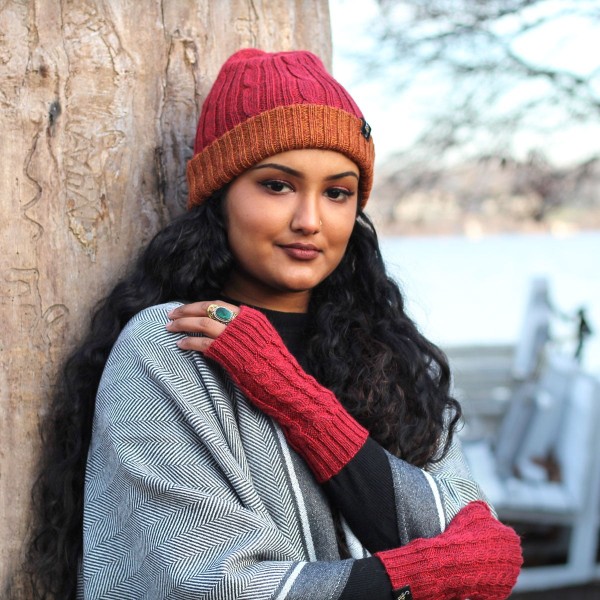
[{"left": 187, "top": 48, "right": 375, "bottom": 208}]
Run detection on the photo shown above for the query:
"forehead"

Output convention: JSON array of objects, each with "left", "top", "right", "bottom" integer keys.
[{"left": 253, "top": 149, "right": 359, "bottom": 175}]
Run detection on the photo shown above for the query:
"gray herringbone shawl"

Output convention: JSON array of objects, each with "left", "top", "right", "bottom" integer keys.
[{"left": 81, "top": 303, "right": 484, "bottom": 599}]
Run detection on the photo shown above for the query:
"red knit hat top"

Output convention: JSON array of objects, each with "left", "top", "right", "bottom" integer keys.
[{"left": 187, "top": 48, "right": 375, "bottom": 208}]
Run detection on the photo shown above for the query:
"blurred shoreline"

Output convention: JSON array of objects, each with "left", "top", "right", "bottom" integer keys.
[
  {"left": 370, "top": 155, "right": 600, "bottom": 238},
  {"left": 374, "top": 216, "right": 600, "bottom": 239}
]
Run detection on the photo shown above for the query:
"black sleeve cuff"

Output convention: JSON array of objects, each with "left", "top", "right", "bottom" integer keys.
[{"left": 339, "top": 557, "right": 394, "bottom": 600}]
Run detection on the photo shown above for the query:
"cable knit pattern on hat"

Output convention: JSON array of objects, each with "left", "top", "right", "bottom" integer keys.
[
  {"left": 187, "top": 49, "right": 375, "bottom": 208},
  {"left": 205, "top": 306, "right": 369, "bottom": 482},
  {"left": 195, "top": 49, "right": 363, "bottom": 149}
]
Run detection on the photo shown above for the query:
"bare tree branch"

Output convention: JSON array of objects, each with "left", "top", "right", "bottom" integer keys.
[{"left": 361, "top": 0, "right": 600, "bottom": 232}]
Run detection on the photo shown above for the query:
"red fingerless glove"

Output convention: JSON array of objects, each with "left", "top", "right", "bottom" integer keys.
[
  {"left": 205, "top": 306, "right": 368, "bottom": 482},
  {"left": 375, "top": 501, "right": 523, "bottom": 600}
]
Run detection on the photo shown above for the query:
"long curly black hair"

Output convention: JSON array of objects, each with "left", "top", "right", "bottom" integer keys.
[{"left": 25, "top": 189, "right": 460, "bottom": 599}]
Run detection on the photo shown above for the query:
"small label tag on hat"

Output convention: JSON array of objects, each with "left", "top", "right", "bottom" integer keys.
[
  {"left": 360, "top": 117, "right": 372, "bottom": 140},
  {"left": 393, "top": 586, "right": 413, "bottom": 600}
]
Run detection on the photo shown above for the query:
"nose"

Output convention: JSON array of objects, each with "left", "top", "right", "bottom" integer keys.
[{"left": 290, "top": 193, "right": 321, "bottom": 235}]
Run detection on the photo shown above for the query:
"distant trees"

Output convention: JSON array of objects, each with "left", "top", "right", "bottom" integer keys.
[
  {"left": 367, "top": 0, "right": 600, "bottom": 230},
  {"left": 375, "top": 153, "right": 600, "bottom": 235}
]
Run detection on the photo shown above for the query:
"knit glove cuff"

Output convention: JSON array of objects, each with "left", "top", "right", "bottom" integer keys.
[
  {"left": 206, "top": 306, "right": 368, "bottom": 482},
  {"left": 375, "top": 501, "right": 522, "bottom": 600}
]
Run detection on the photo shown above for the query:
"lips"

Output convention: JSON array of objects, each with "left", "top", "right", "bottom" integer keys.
[{"left": 279, "top": 243, "right": 321, "bottom": 260}]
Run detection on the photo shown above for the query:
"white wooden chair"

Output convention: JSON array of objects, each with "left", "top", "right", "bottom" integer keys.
[
  {"left": 463, "top": 358, "right": 600, "bottom": 591},
  {"left": 511, "top": 276, "right": 552, "bottom": 381},
  {"left": 449, "top": 277, "right": 554, "bottom": 442}
]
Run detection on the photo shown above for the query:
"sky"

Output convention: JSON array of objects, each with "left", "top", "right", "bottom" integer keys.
[
  {"left": 329, "top": 0, "right": 600, "bottom": 167},
  {"left": 329, "top": 0, "right": 415, "bottom": 163}
]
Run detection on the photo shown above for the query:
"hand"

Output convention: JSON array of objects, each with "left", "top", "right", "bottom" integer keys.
[
  {"left": 376, "top": 501, "right": 522, "bottom": 600},
  {"left": 166, "top": 300, "right": 239, "bottom": 353}
]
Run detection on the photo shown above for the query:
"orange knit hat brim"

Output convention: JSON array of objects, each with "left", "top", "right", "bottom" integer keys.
[{"left": 187, "top": 104, "right": 375, "bottom": 209}]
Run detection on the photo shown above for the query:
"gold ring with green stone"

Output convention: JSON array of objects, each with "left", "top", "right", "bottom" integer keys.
[{"left": 206, "top": 304, "right": 237, "bottom": 325}]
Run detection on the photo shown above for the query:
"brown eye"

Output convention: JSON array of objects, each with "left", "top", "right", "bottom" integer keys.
[
  {"left": 325, "top": 187, "right": 354, "bottom": 201},
  {"left": 261, "top": 180, "right": 292, "bottom": 193}
]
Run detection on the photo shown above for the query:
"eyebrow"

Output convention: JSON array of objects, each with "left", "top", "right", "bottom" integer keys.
[{"left": 250, "top": 162, "right": 359, "bottom": 181}]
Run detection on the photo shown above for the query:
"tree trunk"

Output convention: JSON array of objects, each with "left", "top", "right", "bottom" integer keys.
[{"left": 0, "top": 0, "right": 331, "bottom": 595}]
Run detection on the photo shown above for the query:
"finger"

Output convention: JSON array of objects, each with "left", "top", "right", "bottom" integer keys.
[
  {"left": 167, "top": 300, "right": 239, "bottom": 319},
  {"left": 166, "top": 316, "right": 226, "bottom": 339},
  {"left": 177, "top": 335, "right": 214, "bottom": 353}
]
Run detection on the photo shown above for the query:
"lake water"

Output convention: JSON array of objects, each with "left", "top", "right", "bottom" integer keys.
[{"left": 380, "top": 231, "right": 600, "bottom": 375}]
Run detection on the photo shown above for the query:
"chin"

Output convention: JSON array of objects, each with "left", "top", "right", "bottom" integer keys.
[{"left": 278, "top": 275, "right": 327, "bottom": 292}]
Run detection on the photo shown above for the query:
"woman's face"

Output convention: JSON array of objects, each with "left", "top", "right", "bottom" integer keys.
[{"left": 222, "top": 149, "right": 359, "bottom": 312}]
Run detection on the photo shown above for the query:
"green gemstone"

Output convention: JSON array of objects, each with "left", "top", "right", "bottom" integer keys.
[{"left": 215, "top": 307, "right": 233, "bottom": 322}]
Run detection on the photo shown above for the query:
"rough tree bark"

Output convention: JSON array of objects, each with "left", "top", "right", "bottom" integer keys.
[{"left": 0, "top": 0, "right": 331, "bottom": 595}]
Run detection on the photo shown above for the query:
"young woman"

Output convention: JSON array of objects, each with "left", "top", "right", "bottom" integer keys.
[{"left": 29, "top": 48, "right": 522, "bottom": 599}]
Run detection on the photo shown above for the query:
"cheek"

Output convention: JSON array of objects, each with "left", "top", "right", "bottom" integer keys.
[
  {"left": 226, "top": 204, "right": 265, "bottom": 251},
  {"left": 230, "top": 196, "right": 295, "bottom": 242},
  {"left": 227, "top": 226, "right": 258, "bottom": 267},
  {"left": 324, "top": 220, "right": 356, "bottom": 277},
  {"left": 228, "top": 205, "right": 262, "bottom": 233},
  {"left": 330, "top": 213, "right": 357, "bottom": 250},
  {"left": 226, "top": 209, "right": 280, "bottom": 265}
]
